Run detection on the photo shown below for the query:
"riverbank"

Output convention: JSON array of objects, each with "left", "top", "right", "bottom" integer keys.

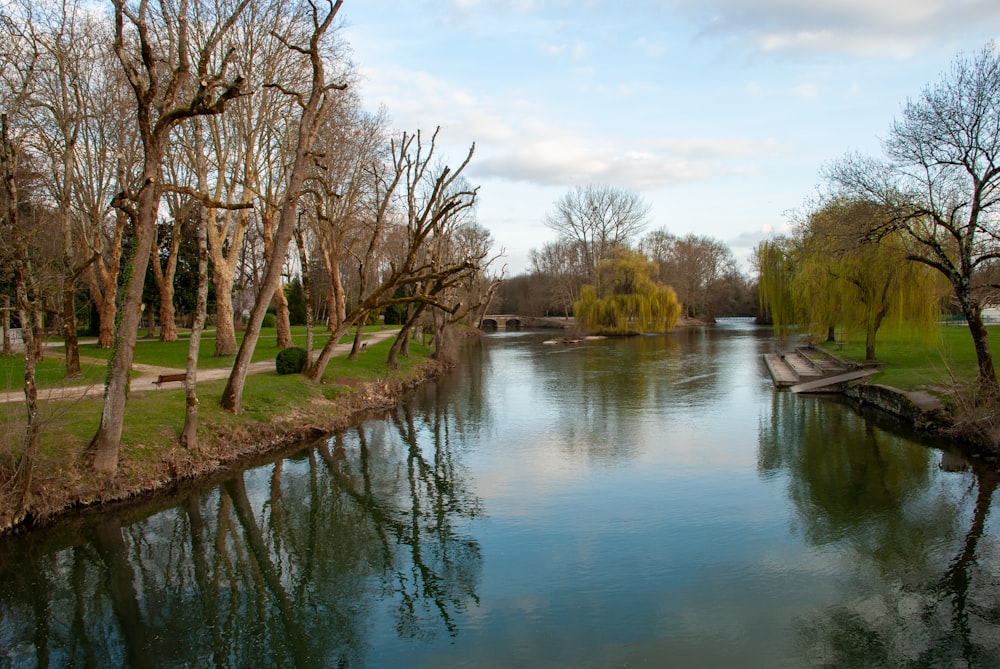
[{"left": 0, "top": 336, "right": 451, "bottom": 537}]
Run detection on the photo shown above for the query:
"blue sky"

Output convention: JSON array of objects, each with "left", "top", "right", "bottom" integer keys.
[{"left": 340, "top": 1, "right": 1000, "bottom": 276}]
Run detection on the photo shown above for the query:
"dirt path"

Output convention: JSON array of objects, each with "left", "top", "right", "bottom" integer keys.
[{"left": 0, "top": 329, "right": 400, "bottom": 404}]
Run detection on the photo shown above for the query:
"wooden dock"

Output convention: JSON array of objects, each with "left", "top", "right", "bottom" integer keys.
[{"left": 764, "top": 346, "right": 876, "bottom": 393}]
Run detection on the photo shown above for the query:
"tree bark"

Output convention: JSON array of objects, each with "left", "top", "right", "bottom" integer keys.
[
  {"left": 207, "top": 205, "right": 245, "bottom": 356},
  {"left": 293, "top": 224, "right": 314, "bottom": 367},
  {"left": 959, "top": 292, "right": 998, "bottom": 393},
  {"left": 152, "top": 229, "right": 182, "bottom": 342},
  {"left": 181, "top": 207, "right": 208, "bottom": 449},
  {"left": 212, "top": 254, "right": 239, "bottom": 355},
  {"left": 88, "top": 169, "right": 161, "bottom": 475},
  {"left": 61, "top": 279, "right": 82, "bottom": 378},
  {"left": 273, "top": 283, "right": 292, "bottom": 349}
]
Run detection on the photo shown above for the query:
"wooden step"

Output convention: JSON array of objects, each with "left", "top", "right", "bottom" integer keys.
[{"left": 790, "top": 368, "right": 878, "bottom": 393}]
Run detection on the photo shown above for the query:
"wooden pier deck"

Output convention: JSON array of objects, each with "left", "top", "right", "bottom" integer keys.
[{"left": 764, "top": 346, "right": 876, "bottom": 393}]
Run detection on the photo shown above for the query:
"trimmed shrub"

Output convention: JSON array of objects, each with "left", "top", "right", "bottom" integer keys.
[
  {"left": 262, "top": 313, "right": 277, "bottom": 328},
  {"left": 275, "top": 346, "right": 307, "bottom": 375}
]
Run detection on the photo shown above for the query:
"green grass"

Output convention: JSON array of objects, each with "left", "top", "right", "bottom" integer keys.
[
  {"left": 33, "top": 324, "right": 386, "bottom": 377},
  {"left": 2, "top": 334, "right": 429, "bottom": 464},
  {"left": 822, "top": 323, "right": 1000, "bottom": 390},
  {"left": 0, "top": 355, "right": 108, "bottom": 395}
]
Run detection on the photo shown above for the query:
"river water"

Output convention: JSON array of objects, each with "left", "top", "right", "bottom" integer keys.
[{"left": 2, "top": 320, "right": 1000, "bottom": 668}]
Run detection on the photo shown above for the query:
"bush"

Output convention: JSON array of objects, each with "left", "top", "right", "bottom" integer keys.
[
  {"left": 262, "top": 313, "right": 277, "bottom": 328},
  {"left": 275, "top": 346, "right": 307, "bottom": 375}
]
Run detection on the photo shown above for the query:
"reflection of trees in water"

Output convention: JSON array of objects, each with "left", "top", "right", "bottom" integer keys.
[
  {"left": 324, "top": 402, "right": 482, "bottom": 639},
  {"left": 759, "top": 391, "right": 1000, "bottom": 666},
  {"left": 0, "top": 402, "right": 482, "bottom": 667},
  {"left": 527, "top": 333, "right": 729, "bottom": 463}
]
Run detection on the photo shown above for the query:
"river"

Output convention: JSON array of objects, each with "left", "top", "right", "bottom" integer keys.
[{"left": 2, "top": 320, "right": 999, "bottom": 668}]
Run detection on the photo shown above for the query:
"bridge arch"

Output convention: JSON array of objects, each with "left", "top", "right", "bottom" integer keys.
[{"left": 480, "top": 315, "right": 521, "bottom": 331}]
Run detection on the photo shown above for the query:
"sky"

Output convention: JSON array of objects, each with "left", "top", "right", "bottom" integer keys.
[{"left": 339, "top": 1, "right": 1000, "bottom": 276}]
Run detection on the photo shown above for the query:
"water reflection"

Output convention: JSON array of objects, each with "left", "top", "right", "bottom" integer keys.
[
  {"left": 0, "top": 403, "right": 482, "bottom": 667},
  {"left": 3, "top": 324, "right": 1000, "bottom": 667},
  {"left": 760, "top": 390, "right": 1000, "bottom": 666}
]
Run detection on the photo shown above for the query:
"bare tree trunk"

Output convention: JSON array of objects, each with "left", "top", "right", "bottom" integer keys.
[
  {"left": 387, "top": 305, "right": 425, "bottom": 369},
  {"left": 348, "top": 315, "right": 366, "bottom": 361},
  {"left": 293, "top": 224, "right": 313, "bottom": 367},
  {"left": 30, "top": 310, "right": 43, "bottom": 362},
  {"left": 958, "top": 292, "right": 998, "bottom": 394},
  {"left": 89, "top": 0, "right": 249, "bottom": 471},
  {"left": 206, "top": 202, "right": 247, "bottom": 356},
  {"left": 159, "top": 290, "right": 177, "bottom": 341},
  {"left": 272, "top": 283, "right": 292, "bottom": 348},
  {"left": 2, "top": 114, "right": 41, "bottom": 508},
  {"left": 152, "top": 231, "right": 182, "bottom": 342},
  {"left": 87, "top": 216, "right": 124, "bottom": 349},
  {"left": 89, "top": 178, "right": 160, "bottom": 475},
  {"left": 2, "top": 296, "right": 10, "bottom": 356},
  {"left": 323, "top": 248, "right": 346, "bottom": 331},
  {"left": 181, "top": 205, "right": 209, "bottom": 449},
  {"left": 61, "top": 279, "right": 81, "bottom": 378},
  {"left": 212, "top": 259, "right": 239, "bottom": 356}
]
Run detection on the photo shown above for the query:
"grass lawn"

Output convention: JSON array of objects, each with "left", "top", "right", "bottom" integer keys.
[
  {"left": 0, "top": 356, "right": 108, "bottom": 395},
  {"left": 9, "top": 324, "right": 391, "bottom": 387},
  {"left": 822, "top": 323, "right": 1000, "bottom": 390},
  {"left": 2, "top": 335, "right": 431, "bottom": 460}
]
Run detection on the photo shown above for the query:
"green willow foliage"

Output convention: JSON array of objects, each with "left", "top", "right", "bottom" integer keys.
[
  {"left": 574, "top": 251, "right": 681, "bottom": 334},
  {"left": 757, "top": 198, "right": 947, "bottom": 358},
  {"left": 756, "top": 238, "right": 801, "bottom": 337}
]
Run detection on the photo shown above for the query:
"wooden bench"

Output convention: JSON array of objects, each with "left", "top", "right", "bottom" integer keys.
[{"left": 153, "top": 372, "right": 187, "bottom": 387}]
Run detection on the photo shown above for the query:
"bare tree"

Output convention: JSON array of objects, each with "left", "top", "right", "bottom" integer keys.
[
  {"left": 305, "top": 129, "right": 484, "bottom": 379},
  {"left": 221, "top": 0, "right": 346, "bottom": 414},
  {"left": 88, "top": 0, "right": 251, "bottom": 475},
  {"left": 826, "top": 42, "right": 1000, "bottom": 393},
  {"left": 642, "top": 229, "right": 739, "bottom": 320},
  {"left": 20, "top": 0, "right": 110, "bottom": 376},
  {"left": 544, "top": 184, "right": 650, "bottom": 283},
  {"left": 530, "top": 238, "right": 589, "bottom": 318},
  {"left": 77, "top": 63, "right": 137, "bottom": 349}
]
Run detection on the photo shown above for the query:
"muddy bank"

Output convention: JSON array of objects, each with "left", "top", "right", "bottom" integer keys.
[{"left": 0, "top": 358, "right": 452, "bottom": 537}]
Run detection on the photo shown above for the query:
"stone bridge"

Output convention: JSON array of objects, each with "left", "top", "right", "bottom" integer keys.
[
  {"left": 479, "top": 315, "right": 572, "bottom": 330},
  {"left": 479, "top": 314, "right": 522, "bottom": 330}
]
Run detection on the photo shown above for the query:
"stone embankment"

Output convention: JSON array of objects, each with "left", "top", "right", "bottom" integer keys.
[{"left": 844, "top": 384, "right": 950, "bottom": 432}]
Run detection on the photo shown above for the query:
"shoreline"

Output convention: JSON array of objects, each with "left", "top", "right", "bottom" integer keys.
[{"left": 0, "top": 355, "right": 452, "bottom": 537}]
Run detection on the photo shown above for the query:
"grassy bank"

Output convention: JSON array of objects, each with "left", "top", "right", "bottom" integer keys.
[
  {"left": 820, "top": 323, "right": 1000, "bottom": 391},
  {"left": 0, "top": 331, "right": 441, "bottom": 534}
]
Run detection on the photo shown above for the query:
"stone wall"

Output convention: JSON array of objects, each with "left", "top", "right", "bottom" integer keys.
[{"left": 845, "top": 383, "right": 950, "bottom": 432}]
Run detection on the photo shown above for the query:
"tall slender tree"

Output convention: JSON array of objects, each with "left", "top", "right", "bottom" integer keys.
[
  {"left": 222, "top": 0, "right": 346, "bottom": 413},
  {"left": 88, "top": 0, "right": 250, "bottom": 475}
]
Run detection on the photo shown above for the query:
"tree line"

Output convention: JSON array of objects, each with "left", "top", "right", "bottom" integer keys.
[
  {"left": 757, "top": 42, "right": 1000, "bottom": 398},
  {"left": 0, "top": 0, "right": 501, "bottom": 485},
  {"left": 495, "top": 184, "right": 757, "bottom": 326}
]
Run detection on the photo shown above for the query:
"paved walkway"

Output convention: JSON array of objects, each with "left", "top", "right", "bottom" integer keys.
[{"left": 0, "top": 329, "right": 400, "bottom": 404}]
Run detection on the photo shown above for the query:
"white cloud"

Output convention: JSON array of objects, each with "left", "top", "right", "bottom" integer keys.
[
  {"left": 793, "top": 81, "right": 819, "bottom": 98},
  {"left": 669, "top": 0, "right": 1000, "bottom": 57}
]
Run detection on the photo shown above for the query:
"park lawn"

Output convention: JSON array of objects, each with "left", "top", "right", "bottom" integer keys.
[
  {"left": 822, "top": 323, "right": 1000, "bottom": 390},
  {"left": 0, "top": 355, "right": 108, "bottom": 395},
  {"left": 60, "top": 324, "right": 385, "bottom": 371},
  {"left": 2, "top": 336, "right": 431, "bottom": 468}
]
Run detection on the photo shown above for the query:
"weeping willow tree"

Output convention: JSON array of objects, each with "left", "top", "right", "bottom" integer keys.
[
  {"left": 804, "top": 199, "right": 946, "bottom": 360},
  {"left": 573, "top": 250, "right": 681, "bottom": 334},
  {"left": 757, "top": 198, "right": 947, "bottom": 359},
  {"left": 756, "top": 237, "right": 803, "bottom": 337}
]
